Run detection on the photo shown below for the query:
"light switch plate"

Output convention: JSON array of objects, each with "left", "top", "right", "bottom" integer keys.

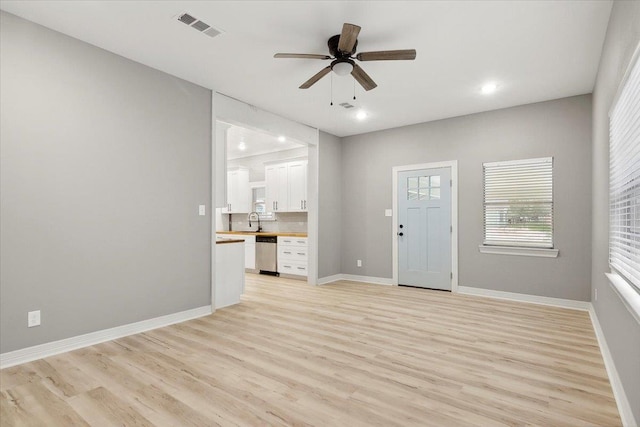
[
  {"left": 385, "top": 209, "right": 392, "bottom": 217},
  {"left": 28, "top": 310, "right": 40, "bottom": 327},
  {"left": 199, "top": 205, "right": 206, "bottom": 216}
]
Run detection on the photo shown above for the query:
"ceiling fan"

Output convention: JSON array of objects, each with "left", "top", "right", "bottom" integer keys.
[{"left": 274, "top": 23, "right": 416, "bottom": 91}]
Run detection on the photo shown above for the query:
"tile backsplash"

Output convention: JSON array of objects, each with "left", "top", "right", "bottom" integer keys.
[{"left": 225, "top": 212, "right": 307, "bottom": 233}]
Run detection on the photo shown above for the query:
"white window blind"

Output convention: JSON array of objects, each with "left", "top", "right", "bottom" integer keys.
[
  {"left": 609, "top": 47, "right": 640, "bottom": 292},
  {"left": 483, "top": 157, "right": 553, "bottom": 248}
]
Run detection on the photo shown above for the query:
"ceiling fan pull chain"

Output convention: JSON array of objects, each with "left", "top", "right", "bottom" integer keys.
[
  {"left": 353, "top": 79, "right": 356, "bottom": 100},
  {"left": 330, "top": 72, "right": 334, "bottom": 106}
]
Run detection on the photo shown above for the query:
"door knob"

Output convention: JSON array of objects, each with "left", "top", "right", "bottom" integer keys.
[
  {"left": 398, "top": 232, "right": 404, "bottom": 236},
  {"left": 399, "top": 224, "right": 404, "bottom": 228}
]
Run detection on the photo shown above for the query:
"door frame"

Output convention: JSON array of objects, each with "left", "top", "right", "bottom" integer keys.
[{"left": 392, "top": 161, "right": 458, "bottom": 291}]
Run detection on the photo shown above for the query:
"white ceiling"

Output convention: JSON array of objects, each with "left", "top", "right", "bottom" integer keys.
[
  {"left": 226, "top": 124, "right": 305, "bottom": 160},
  {"left": 0, "top": 1, "right": 612, "bottom": 137}
]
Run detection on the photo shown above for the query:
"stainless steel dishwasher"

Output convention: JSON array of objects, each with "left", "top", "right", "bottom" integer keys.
[{"left": 255, "top": 235, "right": 278, "bottom": 275}]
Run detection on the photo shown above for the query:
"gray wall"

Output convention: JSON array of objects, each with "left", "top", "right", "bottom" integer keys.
[
  {"left": 318, "top": 131, "right": 343, "bottom": 279},
  {"left": 591, "top": 1, "right": 640, "bottom": 423},
  {"left": 0, "top": 12, "right": 212, "bottom": 353},
  {"left": 341, "top": 95, "right": 592, "bottom": 301}
]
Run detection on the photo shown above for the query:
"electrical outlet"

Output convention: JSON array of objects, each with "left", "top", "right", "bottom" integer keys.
[
  {"left": 28, "top": 310, "right": 41, "bottom": 328},
  {"left": 357, "top": 259, "right": 362, "bottom": 267},
  {"left": 595, "top": 289, "right": 598, "bottom": 301},
  {"left": 198, "top": 205, "right": 206, "bottom": 216}
]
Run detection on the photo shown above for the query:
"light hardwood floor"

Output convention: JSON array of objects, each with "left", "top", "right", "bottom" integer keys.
[{"left": 1, "top": 274, "right": 621, "bottom": 426}]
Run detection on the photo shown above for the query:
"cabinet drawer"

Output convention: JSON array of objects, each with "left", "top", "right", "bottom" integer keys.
[
  {"left": 278, "top": 245, "right": 307, "bottom": 262},
  {"left": 277, "top": 237, "right": 307, "bottom": 247},
  {"left": 277, "top": 261, "right": 308, "bottom": 276}
]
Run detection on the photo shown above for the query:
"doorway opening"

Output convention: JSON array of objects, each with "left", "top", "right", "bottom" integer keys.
[{"left": 215, "top": 122, "right": 310, "bottom": 282}]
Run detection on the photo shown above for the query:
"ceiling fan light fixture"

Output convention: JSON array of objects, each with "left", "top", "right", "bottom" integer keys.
[
  {"left": 332, "top": 61, "right": 353, "bottom": 76},
  {"left": 356, "top": 110, "right": 368, "bottom": 120},
  {"left": 238, "top": 142, "right": 247, "bottom": 151}
]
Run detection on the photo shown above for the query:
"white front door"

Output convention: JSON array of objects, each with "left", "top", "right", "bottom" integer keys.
[{"left": 398, "top": 167, "right": 452, "bottom": 290}]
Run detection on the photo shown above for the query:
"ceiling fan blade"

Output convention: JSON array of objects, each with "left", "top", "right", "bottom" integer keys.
[
  {"left": 299, "top": 66, "right": 332, "bottom": 89},
  {"left": 274, "top": 53, "right": 332, "bottom": 60},
  {"left": 338, "top": 23, "right": 361, "bottom": 53},
  {"left": 351, "top": 63, "right": 377, "bottom": 91},
  {"left": 356, "top": 49, "right": 417, "bottom": 61}
]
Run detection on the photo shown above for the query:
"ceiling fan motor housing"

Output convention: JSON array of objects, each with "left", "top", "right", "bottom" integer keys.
[{"left": 328, "top": 34, "right": 357, "bottom": 57}]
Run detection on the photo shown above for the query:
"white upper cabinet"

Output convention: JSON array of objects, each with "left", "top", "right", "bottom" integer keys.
[
  {"left": 226, "top": 168, "right": 250, "bottom": 213},
  {"left": 265, "top": 163, "right": 288, "bottom": 212},
  {"left": 265, "top": 159, "right": 308, "bottom": 213},
  {"left": 287, "top": 160, "right": 308, "bottom": 212}
]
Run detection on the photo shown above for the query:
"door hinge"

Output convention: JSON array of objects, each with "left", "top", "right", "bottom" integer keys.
[
  {"left": 450, "top": 179, "right": 452, "bottom": 187},
  {"left": 450, "top": 272, "right": 453, "bottom": 279},
  {"left": 450, "top": 225, "right": 453, "bottom": 233}
]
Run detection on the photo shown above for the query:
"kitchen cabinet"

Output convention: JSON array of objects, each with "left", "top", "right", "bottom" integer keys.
[
  {"left": 265, "top": 159, "right": 307, "bottom": 213},
  {"left": 265, "top": 163, "right": 288, "bottom": 212},
  {"left": 215, "top": 239, "right": 244, "bottom": 309},
  {"left": 277, "top": 236, "right": 308, "bottom": 277},
  {"left": 226, "top": 167, "right": 250, "bottom": 213},
  {"left": 216, "top": 233, "right": 255, "bottom": 270},
  {"left": 287, "top": 160, "right": 308, "bottom": 212}
]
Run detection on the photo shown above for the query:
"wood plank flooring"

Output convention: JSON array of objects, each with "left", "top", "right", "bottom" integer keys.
[{"left": 1, "top": 274, "right": 621, "bottom": 426}]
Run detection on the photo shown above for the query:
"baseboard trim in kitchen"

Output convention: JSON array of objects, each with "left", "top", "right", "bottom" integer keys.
[
  {"left": 318, "top": 274, "right": 393, "bottom": 286},
  {"left": 0, "top": 305, "right": 212, "bottom": 369}
]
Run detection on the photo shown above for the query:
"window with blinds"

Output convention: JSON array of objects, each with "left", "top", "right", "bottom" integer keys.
[
  {"left": 483, "top": 157, "right": 553, "bottom": 248},
  {"left": 609, "top": 47, "right": 640, "bottom": 292}
]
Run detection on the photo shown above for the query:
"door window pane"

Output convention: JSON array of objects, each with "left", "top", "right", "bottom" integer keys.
[{"left": 408, "top": 175, "right": 443, "bottom": 201}]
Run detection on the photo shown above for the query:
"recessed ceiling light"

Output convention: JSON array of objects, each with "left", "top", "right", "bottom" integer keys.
[
  {"left": 356, "top": 110, "right": 367, "bottom": 120},
  {"left": 238, "top": 142, "right": 246, "bottom": 151},
  {"left": 278, "top": 136, "right": 286, "bottom": 142},
  {"left": 481, "top": 82, "right": 498, "bottom": 95}
]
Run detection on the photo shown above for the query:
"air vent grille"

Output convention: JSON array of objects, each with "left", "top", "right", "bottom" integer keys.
[
  {"left": 192, "top": 21, "right": 210, "bottom": 32},
  {"left": 176, "top": 12, "right": 223, "bottom": 39},
  {"left": 178, "top": 13, "right": 197, "bottom": 25},
  {"left": 339, "top": 102, "right": 355, "bottom": 109}
]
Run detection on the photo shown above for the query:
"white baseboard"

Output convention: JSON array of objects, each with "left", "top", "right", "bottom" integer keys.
[
  {"left": 317, "top": 274, "right": 344, "bottom": 285},
  {"left": 318, "top": 273, "right": 393, "bottom": 286},
  {"left": 589, "top": 306, "right": 637, "bottom": 427},
  {"left": 457, "top": 286, "right": 591, "bottom": 310},
  {"left": 0, "top": 305, "right": 212, "bottom": 370}
]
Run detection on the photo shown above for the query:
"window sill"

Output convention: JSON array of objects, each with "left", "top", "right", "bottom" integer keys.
[
  {"left": 478, "top": 245, "right": 559, "bottom": 258},
  {"left": 605, "top": 273, "right": 640, "bottom": 325}
]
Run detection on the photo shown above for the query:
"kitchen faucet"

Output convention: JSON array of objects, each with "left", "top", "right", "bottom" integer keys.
[{"left": 248, "top": 212, "right": 262, "bottom": 232}]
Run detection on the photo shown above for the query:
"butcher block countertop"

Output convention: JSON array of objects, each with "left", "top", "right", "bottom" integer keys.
[
  {"left": 215, "top": 237, "right": 245, "bottom": 244},
  {"left": 216, "top": 231, "right": 308, "bottom": 238}
]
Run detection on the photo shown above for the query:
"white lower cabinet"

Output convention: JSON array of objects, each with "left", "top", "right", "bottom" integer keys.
[
  {"left": 243, "top": 236, "right": 256, "bottom": 270},
  {"left": 216, "top": 234, "right": 255, "bottom": 270},
  {"left": 277, "top": 236, "right": 307, "bottom": 277}
]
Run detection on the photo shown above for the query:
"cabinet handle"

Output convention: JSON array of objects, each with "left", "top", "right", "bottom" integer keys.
[
  {"left": 284, "top": 251, "right": 291, "bottom": 254},
  {"left": 284, "top": 265, "right": 291, "bottom": 268},
  {"left": 297, "top": 252, "right": 305, "bottom": 255},
  {"left": 297, "top": 240, "right": 305, "bottom": 244},
  {"left": 303, "top": 200, "right": 306, "bottom": 209},
  {"left": 301, "top": 200, "right": 303, "bottom": 209},
  {"left": 297, "top": 267, "right": 305, "bottom": 270}
]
